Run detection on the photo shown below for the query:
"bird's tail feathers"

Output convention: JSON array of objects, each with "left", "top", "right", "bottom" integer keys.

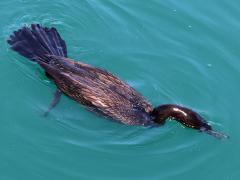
[{"left": 7, "top": 24, "right": 67, "bottom": 63}]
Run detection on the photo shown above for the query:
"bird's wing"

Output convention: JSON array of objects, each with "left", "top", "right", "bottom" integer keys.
[{"left": 41, "top": 55, "right": 154, "bottom": 125}]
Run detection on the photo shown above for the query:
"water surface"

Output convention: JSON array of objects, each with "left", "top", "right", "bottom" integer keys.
[{"left": 0, "top": 0, "right": 239, "bottom": 180}]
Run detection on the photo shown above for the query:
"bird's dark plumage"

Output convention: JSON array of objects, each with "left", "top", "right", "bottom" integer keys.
[
  {"left": 7, "top": 24, "right": 154, "bottom": 126},
  {"left": 40, "top": 55, "right": 154, "bottom": 125},
  {"left": 7, "top": 24, "right": 228, "bottom": 139}
]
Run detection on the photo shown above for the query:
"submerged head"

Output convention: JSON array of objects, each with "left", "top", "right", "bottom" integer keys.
[{"left": 151, "top": 104, "right": 228, "bottom": 139}]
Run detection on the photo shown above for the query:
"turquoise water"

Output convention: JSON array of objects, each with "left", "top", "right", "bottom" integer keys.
[{"left": 1, "top": 0, "right": 240, "bottom": 179}]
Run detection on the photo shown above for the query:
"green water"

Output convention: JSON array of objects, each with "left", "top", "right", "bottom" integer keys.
[{"left": 1, "top": 0, "right": 239, "bottom": 179}]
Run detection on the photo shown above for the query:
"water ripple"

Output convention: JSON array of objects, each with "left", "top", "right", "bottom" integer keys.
[{"left": 0, "top": 0, "right": 238, "bottom": 179}]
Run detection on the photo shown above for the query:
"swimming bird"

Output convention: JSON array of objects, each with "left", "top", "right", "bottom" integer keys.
[{"left": 7, "top": 24, "right": 228, "bottom": 139}]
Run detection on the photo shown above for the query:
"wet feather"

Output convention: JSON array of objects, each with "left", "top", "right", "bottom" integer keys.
[{"left": 42, "top": 55, "right": 154, "bottom": 125}]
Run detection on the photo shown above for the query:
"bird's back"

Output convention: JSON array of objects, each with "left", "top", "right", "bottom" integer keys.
[{"left": 40, "top": 55, "right": 154, "bottom": 125}]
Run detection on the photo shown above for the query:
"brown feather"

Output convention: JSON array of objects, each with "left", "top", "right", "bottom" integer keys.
[{"left": 41, "top": 55, "right": 154, "bottom": 126}]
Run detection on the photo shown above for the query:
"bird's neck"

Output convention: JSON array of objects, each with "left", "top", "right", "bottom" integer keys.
[{"left": 151, "top": 104, "right": 201, "bottom": 128}]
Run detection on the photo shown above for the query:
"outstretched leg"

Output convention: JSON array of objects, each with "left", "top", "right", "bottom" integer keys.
[{"left": 44, "top": 89, "right": 62, "bottom": 117}]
